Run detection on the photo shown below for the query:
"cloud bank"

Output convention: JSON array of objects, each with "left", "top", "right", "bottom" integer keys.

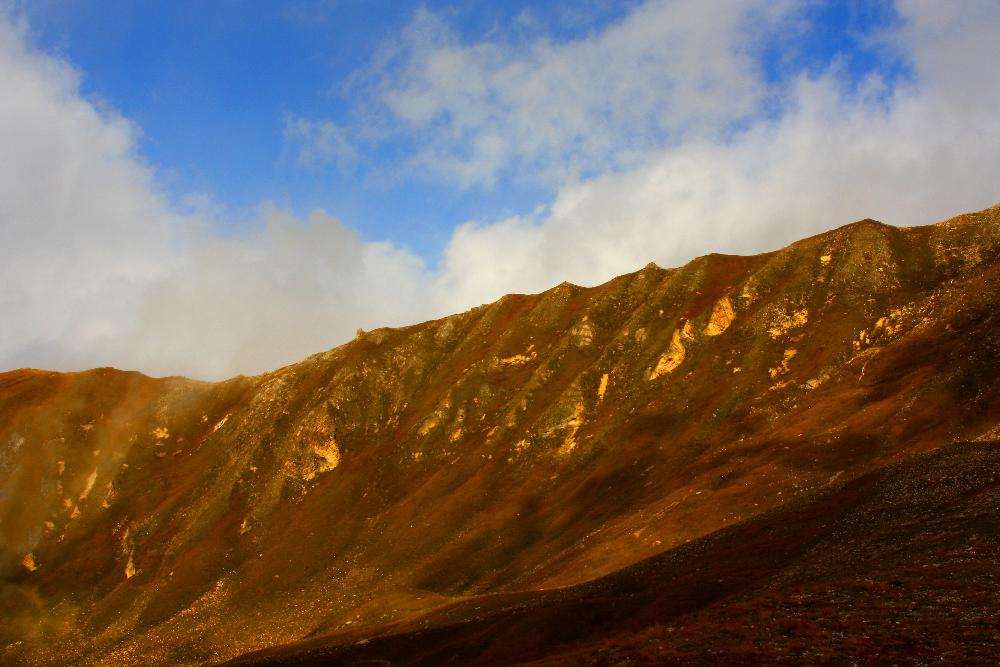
[
  {"left": 3, "top": 1, "right": 1000, "bottom": 379},
  {"left": 0, "top": 14, "right": 429, "bottom": 379}
]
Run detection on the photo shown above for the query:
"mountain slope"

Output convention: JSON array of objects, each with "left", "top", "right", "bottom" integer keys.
[
  {"left": 2, "top": 203, "right": 999, "bottom": 665},
  {"left": 226, "top": 440, "right": 1000, "bottom": 666}
]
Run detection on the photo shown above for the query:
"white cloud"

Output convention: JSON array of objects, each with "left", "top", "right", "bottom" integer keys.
[
  {"left": 0, "top": 14, "right": 179, "bottom": 369},
  {"left": 426, "top": 1, "right": 1000, "bottom": 311},
  {"left": 0, "top": 13, "right": 428, "bottom": 380},
  {"left": 292, "top": 0, "right": 797, "bottom": 187},
  {"left": 125, "top": 208, "right": 429, "bottom": 380},
  {"left": 3, "top": 2, "right": 1000, "bottom": 380}
]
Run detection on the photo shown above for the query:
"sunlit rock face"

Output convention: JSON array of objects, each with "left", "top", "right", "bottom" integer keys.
[{"left": 2, "top": 203, "right": 1000, "bottom": 665}]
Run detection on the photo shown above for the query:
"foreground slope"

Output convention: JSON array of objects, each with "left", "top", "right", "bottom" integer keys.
[
  {"left": 1, "top": 203, "right": 1000, "bottom": 664},
  {"left": 228, "top": 441, "right": 1000, "bottom": 665}
]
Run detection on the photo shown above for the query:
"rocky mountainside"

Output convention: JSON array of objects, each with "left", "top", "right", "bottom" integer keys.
[{"left": 2, "top": 203, "right": 1000, "bottom": 665}]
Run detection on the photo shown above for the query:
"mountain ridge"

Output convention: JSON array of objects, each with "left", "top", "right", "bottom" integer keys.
[
  {"left": 2, "top": 202, "right": 1000, "bottom": 664},
  {"left": 5, "top": 210, "right": 962, "bottom": 384}
]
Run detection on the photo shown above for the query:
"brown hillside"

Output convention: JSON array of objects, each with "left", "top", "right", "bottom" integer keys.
[
  {"left": 1, "top": 203, "right": 999, "bottom": 665},
  {"left": 227, "top": 440, "right": 1000, "bottom": 666}
]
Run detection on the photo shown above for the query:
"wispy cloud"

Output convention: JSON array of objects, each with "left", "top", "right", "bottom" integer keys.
[
  {"left": 413, "top": 0, "right": 999, "bottom": 307},
  {"left": 289, "top": 0, "right": 798, "bottom": 187},
  {"left": 283, "top": 115, "right": 357, "bottom": 168}
]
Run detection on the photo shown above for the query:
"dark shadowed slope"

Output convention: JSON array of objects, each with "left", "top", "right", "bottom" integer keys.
[
  {"left": 226, "top": 441, "right": 1000, "bottom": 666},
  {"left": 1, "top": 203, "right": 1000, "bottom": 665}
]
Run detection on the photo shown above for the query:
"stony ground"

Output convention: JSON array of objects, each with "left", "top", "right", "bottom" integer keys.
[
  {"left": 567, "top": 445, "right": 1000, "bottom": 666},
  {"left": 229, "top": 442, "right": 1000, "bottom": 666}
]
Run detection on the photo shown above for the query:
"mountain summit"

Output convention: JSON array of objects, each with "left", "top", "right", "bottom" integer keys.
[{"left": 3, "top": 203, "right": 1000, "bottom": 665}]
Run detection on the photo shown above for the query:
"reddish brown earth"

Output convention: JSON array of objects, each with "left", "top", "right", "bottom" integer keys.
[
  {"left": 2, "top": 203, "right": 1000, "bottom": 665},
  {"left": 228, "top": 441, "right": 1000, "bottom": 666}
]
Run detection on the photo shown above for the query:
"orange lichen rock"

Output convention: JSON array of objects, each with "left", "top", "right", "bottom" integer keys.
[
  {"left": 704, "top": 295, "right": 735, "bottom": 336},
  {"left": 124, "top": 552, "right": 137, "bottom": 579},
  {"left": 21, "top": 553, "right": 39, "bottom": 572},
  {"left": 100, "top": 481, "right": 115, "bottom": 509},
  {"left": 213, "top": 414, "right": 230, "bottom": 432},
  {"left": 768, "top": 307, "right": 809, "bottom": 339},
  {"left": 305, "top": 438, "right": 341, "bottom": 480},
  {"left": 120, "top": 527, "right": 137, "bottom": 579},
  {"left": 558, "top": 402, "right": 585, "bottom": 456},
  {"left": 291, "top": 415, "right": 344, "bottom": 480},
  {"left": 651, "top": 329, "right": 686, "bottom": 379},
  {"left": 769, "top": 349, "right": 797, "bottom": 380},
  {"left": 499, "top": 345, "right": 538, "bottom": 365},
  {"left": 78, "top": 469, "right": 98, "bottom": 501}
]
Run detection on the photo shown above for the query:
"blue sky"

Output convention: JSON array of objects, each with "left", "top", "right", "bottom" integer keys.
[
  {"left": 2, "top": 1, "right": 999, "bottom": 378},
  {"left": 20, "top": 1, "right": 637, "bottom": 256},
  {"left": 17, "top": 1, "right": 905, "bottom": 258}
]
